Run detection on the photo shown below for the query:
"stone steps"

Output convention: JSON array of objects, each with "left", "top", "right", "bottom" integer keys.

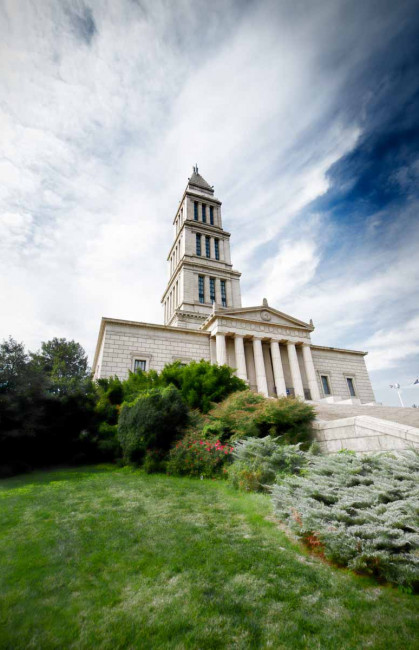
[{"left": 313, "top": 403, "right": 419, "bottom": 429}]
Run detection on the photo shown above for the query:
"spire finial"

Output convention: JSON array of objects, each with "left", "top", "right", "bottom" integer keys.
[{"left": 193, "top": 163, "right": 198, "bottom": 174}]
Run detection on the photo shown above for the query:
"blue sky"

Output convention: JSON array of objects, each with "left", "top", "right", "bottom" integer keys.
[{"left": 1, "top": 0, "right": 418, "bottom": 405}]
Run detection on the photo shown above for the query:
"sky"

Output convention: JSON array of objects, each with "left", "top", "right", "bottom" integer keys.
[{"left": 1, "top": 0, "right": 419, "bottom": 406}]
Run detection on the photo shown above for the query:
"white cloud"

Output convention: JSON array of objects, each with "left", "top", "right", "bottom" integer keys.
[{"left": 0, "top": 0, "right": 418, "bottom": 406}]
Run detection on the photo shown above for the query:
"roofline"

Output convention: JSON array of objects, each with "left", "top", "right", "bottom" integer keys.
[
  {"left": 201, "top": 305, "right": 314, "bottom": 331},
  {"left": 92, "top": 316, "right": 210, "bottom": 373},
  {"left": 311, "top": 344, "right": 368, "bottom": 356}
]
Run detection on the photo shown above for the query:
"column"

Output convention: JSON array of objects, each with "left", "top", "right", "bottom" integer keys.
[
  {"left": 215, "top": 278, "right": 222, "bottom": 306},
  {"left": 216, "top": 333, "right": 227, "bottom": 365},
  {"left": 270, "top": 341, "right": 287, "bottom": 396},
  {"left": 234, "top": 336, "right": 248, "bottom": 382},
  {"left": 253, "top": 338, "right": 269, "bottom": 396},
  {"left": 287, "top": 342, "right": 305, "bottom": 398},
  {"left": 204, "top": 276, "right": 210, "bottom": 304},
  {"left": 302, "top": 344, "right": 321, "bottom": 400},
  {"left": 226, "top": 280, "right": 233, "bottom": 307}
]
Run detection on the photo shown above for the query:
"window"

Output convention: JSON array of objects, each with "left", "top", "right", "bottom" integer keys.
[
  {"left": 194, "top": 201, "right": 198, "bottom": 221},
  {"left": 209, "top": 277, "right": 215, "bottom": 303},
  {"left": 210, "top": 206, "right": 214, "bottom": 225},
  {"left": 347, "top": 377, "right": 356, "bottom": 397},
  {"left": 196, "top": 233, "right": 201, "bottom": 256},
  {"left": 321, "top": 375, "right": 331, "bottom": 396},
  {"left": 205, "top": 236, "right": 211, "bottom": 258},
  {"left": 134, "top": 359, "right": 147, "bottom": 373},
  {"left": 198, "top": 275, "right": 205, "bottom": 303},
  {"left": 220, "top": 279, "right": 227, "bottom": 307},
  {"left": 202, "top": 204, "right": 206, "bottom": 223},
  {"left": 214, "top": 238, "right": 220, "bottom": 260}
]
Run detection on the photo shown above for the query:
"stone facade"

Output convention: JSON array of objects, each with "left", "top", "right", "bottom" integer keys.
[
  {"left": 92, "top": 168, "right": 375, "bottom": 404},
  {"left": 94, "top": 318, "right": 210, "bottom": 379}
]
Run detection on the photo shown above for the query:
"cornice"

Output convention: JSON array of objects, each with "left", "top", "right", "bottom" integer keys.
[{"left": 311, "top": 344, "right": 368, "bottom": 356}]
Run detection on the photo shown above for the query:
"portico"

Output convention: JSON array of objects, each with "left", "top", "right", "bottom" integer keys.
[{"left": 202, "top": 301, "right": 321, "bottom": 400}]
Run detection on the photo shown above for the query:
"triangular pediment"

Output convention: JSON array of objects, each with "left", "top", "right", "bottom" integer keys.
[{"left": 207, "top": 305, "right": 313, "bottom": 330}]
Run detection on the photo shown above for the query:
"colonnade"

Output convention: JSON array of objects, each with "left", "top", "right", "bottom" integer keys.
[{"left": 214, "top": 334, "right": 320, "bottom": 400}]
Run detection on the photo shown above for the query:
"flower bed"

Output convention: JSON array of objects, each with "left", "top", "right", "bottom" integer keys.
[{"left": 166, "top": 437, "right": 234, "bottom": 478}]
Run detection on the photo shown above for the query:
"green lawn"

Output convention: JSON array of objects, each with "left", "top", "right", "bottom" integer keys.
[{"left": 0, "top": 466, "right": 417, "bottom": 649}]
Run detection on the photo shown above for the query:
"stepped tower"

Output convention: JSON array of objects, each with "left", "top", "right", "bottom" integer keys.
[{"left": 161, "top": 166, "right": 242, "bottom": 329}]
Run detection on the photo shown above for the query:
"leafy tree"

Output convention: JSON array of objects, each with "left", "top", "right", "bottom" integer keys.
[
  {"left": 0, "top": 336, "right": 98, "bottom": 476},
  {"left": 30, "top": 338, "right": 89, "bottom": 395},
  {"left": 0, "top": 337, "right": 30, "bottom": 393},
  {"left": 118, "top": 385, "right": 189, "bottom": 464}
]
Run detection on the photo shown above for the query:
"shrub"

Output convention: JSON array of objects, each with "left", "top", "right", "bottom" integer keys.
[
  {"left": 143, "top": 449, "right": 167, "bottom": 474},
  {"left": 166, "top": 432, "right": 234, "bottom": 478},
  {"left": 161, "top": 360, "right": 247, "bottom": 413},
  {"left": 206, "top": 390, "right": 315, "bottom": 445},
  {"left": 118, "top": 361, "right": 247, "bottom": 414},
  {"left": 117, "top": 385, "right": 189, "bottom": 464},
  {"left": 271, "top": 451, "right": 419, "bottom": 589},
  {"left": 95, "top": 422, "right": 121, "bottom": 460},
  {"left": 228, "top": 437, "right": 306, "bottom": 492}
]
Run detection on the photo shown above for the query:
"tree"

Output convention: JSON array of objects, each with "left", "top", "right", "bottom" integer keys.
[
  {"left": 0, "top": 336, "right": 98, "bottom": 477},
  {"left": 0, "top": 337, "right": 30, "bottom": 393},
  {"left": 30, "top": 338, "right": 90, "bottom": 395}
]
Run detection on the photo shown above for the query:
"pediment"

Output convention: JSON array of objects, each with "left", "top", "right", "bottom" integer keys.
[{"left": 216, "top": 306, "right": 313, "bottom": 331}]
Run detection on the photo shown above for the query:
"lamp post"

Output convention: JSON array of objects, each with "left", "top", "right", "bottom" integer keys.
[{"left": 389, "top": 383, "right": 404, "bottom": 407}]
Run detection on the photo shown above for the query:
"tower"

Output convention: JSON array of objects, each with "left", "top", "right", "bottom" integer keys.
[{"left": 161, "top": 166, "right": 242, "bottom": 329}]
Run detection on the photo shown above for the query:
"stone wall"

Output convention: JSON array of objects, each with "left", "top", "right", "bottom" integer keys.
[
  {"left": 96, "top": 320, "right": 211, "bottom": 380},
  {"left": 313, "top": 416, "right": 419, "bottom": 454},
  {"left": 311, "top": 346, "right": 375, "bottom": 403}
]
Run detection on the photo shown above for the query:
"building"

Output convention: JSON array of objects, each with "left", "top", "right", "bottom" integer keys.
[{"left": 93, "top": 167, "right": 375, "bottom": 404}]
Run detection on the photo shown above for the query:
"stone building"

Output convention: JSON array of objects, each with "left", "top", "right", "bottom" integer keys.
[{"left": 93, "top": 167, "right": 375, "bottom": 404}]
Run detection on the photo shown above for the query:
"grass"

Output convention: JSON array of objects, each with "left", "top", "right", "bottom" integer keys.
[{"left": 0, "top": 466, "right": 417, "bottom": 649}]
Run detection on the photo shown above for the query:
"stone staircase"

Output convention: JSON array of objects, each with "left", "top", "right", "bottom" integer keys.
[
  {"left": 313, "top": 403, "right": 419, "bottom": 428},
  {"left": 311, "top": 402, "right": 419, "bottom": 454}
]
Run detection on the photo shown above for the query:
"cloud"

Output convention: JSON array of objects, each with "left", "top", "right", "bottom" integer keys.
[{"left": 0, "top": 0, "right": 418, "bottom": 405}]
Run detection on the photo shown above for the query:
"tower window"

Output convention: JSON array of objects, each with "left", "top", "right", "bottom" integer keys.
[
  {"left": 205, "top": 236, "right": 210, "bottom": 258},
  {"left": 321, "top": 375, "right": 331, "bottom": 396},
  {"left": 196, "top": 234, "right": 201, "bottom": 256},
  {"left": 220, "top": 280, "right": 227, "bottom": 307},
  {"left": 202, "top": 204, "right": 206, "bottom": 223},
  {"left": 214, "top": 239, "right": 220, "bottom": 260},
  {"left": 210, "top": 206, "right": 214, "bottom": 225},
  {"left": 194, "top": 201, "right": 198, "bottom": 221},
  {"left": 198, "top": 275, "right": 205, "bottom": 303},
  {"left": 347, "top": 377, "right": 356, "bottom": 397},
  {"left": 210, "top": 277, "right": 215, "bottom": 303}
]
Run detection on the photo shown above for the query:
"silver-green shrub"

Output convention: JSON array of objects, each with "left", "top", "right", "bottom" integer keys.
[
  {"left": 271, "top": 451, "right": 419, "bottom": 589},
  {"left": 228, "top": 436, "right": 306, "bottom": 492}
]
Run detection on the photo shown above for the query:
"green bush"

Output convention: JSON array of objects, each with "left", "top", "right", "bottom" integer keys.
[
  {"left": 206, "top": 390, "right": 315, "bottom": 445},
  {"left": 117, "top": 385, "right": 189, "bottom": 464},
  {"left": 228, "top": 437, "right": 306, "bottom": 492},
  {"left": 166, "top": 431, "right": 234, "bottom": 478},
  {"left": 161, "top": 360, "right": 247, "bottom": 413},
  {"left": 143, "top": 449, "right": 167, "bottom": 474},
  {"left": 272, "top": 451, "right": 419, "bottom": 590}
]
